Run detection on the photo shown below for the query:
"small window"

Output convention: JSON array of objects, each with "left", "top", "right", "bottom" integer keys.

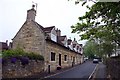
[
  {"left": 51, "top": 52, "right": 55, "bottom": 61},
  {"left": 64, "top": 55, "right": 67, "bottom": 61},
  {"left": 79, "top": 48, "right": 81, "bottom": 51}
]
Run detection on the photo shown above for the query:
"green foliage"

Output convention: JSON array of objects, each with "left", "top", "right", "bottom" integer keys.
[
  {"left": 83, "top": 40, "right": 98, "bottom": 58},
  {"left": 28, "top": 52, "right": 44, "bottom": 61},
  {"left": 2, "top": 49, "right": 44, "bottom": 61},
  {"left": 71, "top": 1, "right": 120, "bottom": 57},
  {"left": 2, "top": 48, "right": 25, "bottom": 58}
]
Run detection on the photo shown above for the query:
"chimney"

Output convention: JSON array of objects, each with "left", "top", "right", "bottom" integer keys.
[
  {"left": 6, "top": 40, "right": 8, "bottom": 45},
  {"left": 56, "top": 29, "right": 61, "bottom": 36},
  {"left": 74, "top": 38, "right": 76, "bottom": 41},
  {"left": 26, "top": 5, "right": 36, "bottom": 21}
]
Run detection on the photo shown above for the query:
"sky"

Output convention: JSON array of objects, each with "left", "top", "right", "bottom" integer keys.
[{"left": 0, "top": 0, "right": 93, "bottom": 45}]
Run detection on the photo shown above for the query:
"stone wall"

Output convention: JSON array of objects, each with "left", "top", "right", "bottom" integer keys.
[
  {"left": 12, "top": 21, "right": 46, "bottom": 56},
  {"left": 44, "top": 40, "right": 82, "bottom": 72},
  {"left": 2, "top": 59, "right": 44, "bottom": 78},
  {"left": 106, "top": 58, "right": 120, "bottom": 78}
]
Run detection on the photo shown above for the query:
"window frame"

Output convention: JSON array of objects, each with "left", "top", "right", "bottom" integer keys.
[
  {"left": 64, "top": 55, "right": 67, "bottom": 61},
  {"left": 51, "top": 52, "right": 56, "bottom": 61}
]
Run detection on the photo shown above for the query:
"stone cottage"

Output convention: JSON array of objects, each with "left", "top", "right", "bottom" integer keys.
[{"left": 12, "top": 5, "right": 83, "bottom": 72}]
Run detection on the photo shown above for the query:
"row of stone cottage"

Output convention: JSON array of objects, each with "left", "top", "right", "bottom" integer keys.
[{"left": 5, "top": 5, "right": 84, "bottom": 72}]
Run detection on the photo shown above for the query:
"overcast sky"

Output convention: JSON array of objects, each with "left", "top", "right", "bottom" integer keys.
[{"left": 0, "top": 0, "right": 93, "bottom": 45}]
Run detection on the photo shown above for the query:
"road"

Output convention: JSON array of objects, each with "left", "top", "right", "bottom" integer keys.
[{"left": 45, "top": 61, "right": 97, "bottom": 79}]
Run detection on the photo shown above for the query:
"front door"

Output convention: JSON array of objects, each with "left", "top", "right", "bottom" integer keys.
[{"left": 59, "top": 54, "right": 61, "bottom": 66}]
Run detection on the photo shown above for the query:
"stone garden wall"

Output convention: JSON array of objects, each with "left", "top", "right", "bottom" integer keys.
[
  {"left": 106, "top": 57, "right": 120, "bottom": 79},
  {"left": 2, "top": 59, "right": 44, "bottom": 78}
]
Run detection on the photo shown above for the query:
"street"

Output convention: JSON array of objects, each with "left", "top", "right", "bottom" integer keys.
[{"left": 45, "top": 61, "right": 97, "bottom": 79}]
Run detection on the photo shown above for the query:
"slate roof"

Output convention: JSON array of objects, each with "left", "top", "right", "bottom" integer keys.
[
  {"left": 58, "top": 36, "right": 66, "bottom": 41},
  {"left": 0, "top": 42, "right": 8, "bottom": 51},
  {"left": 43, "top": 26, "right": 55, "bottom": 33},
  {"left": 46, "top": 38, "right": 82, "bottom": 55},
  {"left": 57, "top": 36, "right": 66, "bottom": 46},
  {"left": 30, "top": 22, "right": 82, "bottom": 55},
  {"left": 13, "top": 20, "right": 82, "bottom": 55}
]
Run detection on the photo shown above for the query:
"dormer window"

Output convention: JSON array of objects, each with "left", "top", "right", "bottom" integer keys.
[
  {"left": 51, "top": 33, "right": 57, "bottom": 42},
  {"left": 44, "top": 26, "right": 57, "bottom": 42}
]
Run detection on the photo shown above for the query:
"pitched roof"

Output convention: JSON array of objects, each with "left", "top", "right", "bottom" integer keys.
[
  {"left": 46, "top": 38, "right": 82, "bottom": 55},
  {"left": 57, "top": 36, "right": 67, "bottom": 45},
  {"left": 13, "top": 20, "right": 45, "bottom": 40},
  {"left": 12, "top": 20, "right": 83, "bottom": 55},
  {"left": 34, "top": 21, "right": 44, "bottom": 30},
  {"left": 58, "top": 36, "right": 66, "bottom": 41},
  {"left": 43, "top": 26, "right": 55, "bottom": 33}
]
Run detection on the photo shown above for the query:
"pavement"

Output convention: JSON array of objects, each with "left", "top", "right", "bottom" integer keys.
[{"left": 92, "top": 62, "right": 106, "bottom": 79}]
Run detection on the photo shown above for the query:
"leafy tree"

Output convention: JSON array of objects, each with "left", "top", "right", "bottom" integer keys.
[
  {"left": 71, "top": 1, "right": 120, "bottom": 56},
  {"left": 83, "top": 40, "right": 98, "bottom": 58}
]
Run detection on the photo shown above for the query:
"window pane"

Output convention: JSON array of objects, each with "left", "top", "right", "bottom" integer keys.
[
  {"left": 51, "top": 52, "right": 55, "bottom": 61},
  {"left": 64, "top": 55, "right": 67, "bottom": 61}
]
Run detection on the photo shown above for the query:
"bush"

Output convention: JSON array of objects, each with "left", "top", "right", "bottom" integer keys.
[
  {"left": 2, "top": 48, "right": 44, "bottom": 62},
  {"left": 28, "top": 52, "right": 44, "bottom": 61},
  {"left": 11, "top": 57, "right": 17, "bottom": 64},
  {"left": 20, "top": 57, "right": 29, "bottom": 65}
]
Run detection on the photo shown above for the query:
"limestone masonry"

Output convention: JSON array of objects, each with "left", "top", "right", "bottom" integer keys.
[{"left": 12, "top": 5, "right": 84, "bottom": 72}]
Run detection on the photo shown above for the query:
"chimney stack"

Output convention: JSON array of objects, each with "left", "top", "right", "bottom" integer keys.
[
  {"left": 6, "top": 40, "right": 8, "bottom": 45},
  {"left": 56, "top": 29, "right": 61, "bottom": 36},
  {"left": 74, "top": 38, "right": 76, "bottom": 41},
  {"left": 26, "top": 5, "right": 36, "bottom": 21}
]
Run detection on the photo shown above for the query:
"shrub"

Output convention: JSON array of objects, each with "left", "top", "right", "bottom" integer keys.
[
  {"left": 2, "top": 48, "right": 44, "bottom": 65},
  {"left": 2, "top": 58, "right": 6, "bottom": 64},
  {"left": 11, "top": 57, "right": 17, "bottom": 64},
  {"left": 20, "top": 57, "right": 29, "bottom": 65},
  {"left": 27, "top": 52, "right": 44, "bottom": 61}
]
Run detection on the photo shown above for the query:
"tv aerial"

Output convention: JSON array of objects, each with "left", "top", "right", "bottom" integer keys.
[{"left": 32, "top": 1, "right": 38, "bottom": 14}]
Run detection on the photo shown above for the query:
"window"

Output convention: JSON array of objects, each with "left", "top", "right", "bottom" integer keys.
[
  {"left": 79, "top": 48, "right": 81, "bottom": 51},
  {"left": 64, "top": 55, "right": 67, "bottom": 61},
  {"left": 51, "top": 52, "right": 55, "bottom": 61}
]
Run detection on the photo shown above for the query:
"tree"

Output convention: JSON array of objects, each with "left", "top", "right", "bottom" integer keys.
[
  {"left": 83, "top": 40, "right": 98, "bottom": 59},
  {"left": 71, "top": 1, "right": 120, "bottom": 56}
]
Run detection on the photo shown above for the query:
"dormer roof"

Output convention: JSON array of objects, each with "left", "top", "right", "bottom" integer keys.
[
  {"left": 73, "top": 44, "right": 76, "bottom": 48},
  {"left": 43, "top": 26, "right": 55, "bottom": 33},
  {"left": 67, "top": 39, "right": 72, "bottom": 45}
]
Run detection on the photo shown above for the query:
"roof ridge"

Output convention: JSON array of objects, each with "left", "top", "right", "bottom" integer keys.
[{"left": 44, "top": 26, "right": 55, "bottom": 28}]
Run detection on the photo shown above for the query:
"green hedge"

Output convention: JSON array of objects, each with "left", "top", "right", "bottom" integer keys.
[{"left": 2, "top": 48, "right": 44, "bottom": 61}]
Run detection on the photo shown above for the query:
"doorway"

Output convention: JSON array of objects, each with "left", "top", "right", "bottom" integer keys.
[{"left": 59, "top": 54, "right": 61, "bottom": 66}]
